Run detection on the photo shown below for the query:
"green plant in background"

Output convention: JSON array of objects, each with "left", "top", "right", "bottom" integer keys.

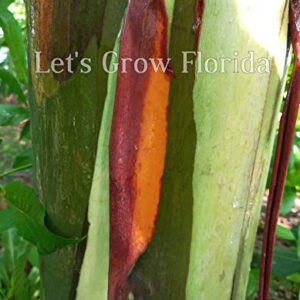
[
  {"left": 0, "top": 1, "right": 37, "bottom": 299},
  {"left": 0, "top": 228, "right": 40, "bottom": 300},
  {"left": 0, "top": 1, "right": 299, "bottom": 299},
  {"left": 0, "top": 0, "right": 31, "bottom": 180},
  {"left": 246, "top": 58, "right": 300, "bottom": 299}
]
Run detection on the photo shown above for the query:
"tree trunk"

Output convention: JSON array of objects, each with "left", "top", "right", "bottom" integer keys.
[
  {"left": 27, "top": 0, "right": 289, "bottom": 299},
  {"left": 128, "top": 1, "right": 289, "bottom": 299},
  {"left": 26, "top": 1, "right": 126, "bottom": 299}
]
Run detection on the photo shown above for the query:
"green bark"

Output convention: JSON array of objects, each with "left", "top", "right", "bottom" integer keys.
[
  {"left": 187, "top": 1, "right": 289, "bottom": 299},
  {"left": 129, "top": 1, "right": 198, "bottom": 299},
  {"left": 130, "top": 1, "right": 289, "bottom": 299},
  {"left": 76, "top": 31, "right": 121, "bottom": 300},
  {"left": 26, "top": 1, "right": 126, "bottom": 299},
  {"left": 27, "top": 0, "right": 289, "bottom": 299}
]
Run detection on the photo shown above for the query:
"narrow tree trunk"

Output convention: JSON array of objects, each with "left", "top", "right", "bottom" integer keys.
[{"left": 26, "top": 1, "right": 126, "bottom": 299}]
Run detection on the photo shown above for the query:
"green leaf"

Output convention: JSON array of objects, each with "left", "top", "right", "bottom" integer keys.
[
  {"left": 287, "top": 272, "right": 300, "bottom": 283},
  {"left": 0, "top": 149, "right": 33, "bottom": 178},
  {"left": 26, "top": 266, "right": 40, "bottom": 299},
  {"left": 280, "top": 186, "right": 297, "bottom": 215},
  {"left": 12, "top": 149, "right": 32, "bottom": 169},
  {"left": 27, "top": 247, "right": 39, "bottom": 268},
  {"left": 0, "top": 68, "right": 26, "bottom": 102},
  {"left": 0, "top": 164, "right": 32, "bottom": 178},
  {"left": 0, "top": 8, "right": 27, "bottom": 84},
  {"left": 0, "top": 229, "right": 26, "bottom": 274},
  {"left": 273, "top": 247, "right": 300, "bottom": 278},
  {"left": 0, "top": 104, "right": 29, "bottom": 126},
  {"left": 297, "top": 225, "right": 300, "bottom": 258},
  {"left": 5, "top": 182, "right": 83, "bottom": 254},
  {"left": 8, "top": 247, "right": 31, "bottom": 300},
  {"left": 0, "top": 0, "right": 14, "bottom": 10},
  {"left": 246, "top": 268, "right": 259, "bottom": 296},
  {"left": 0, "top": 209, "right": 14, "bottom": 234},
  {"left": 276, "top": 225, "right": 295, "bottom": 241},
  {"left": 0, "top": 228, "right": 40, "bottom": 299},
  {"left": 19, "top": 120, "right": 31, "bottom": 140},
  {"left": 287, "top": 169, "right": 300, "bottom": 188}
]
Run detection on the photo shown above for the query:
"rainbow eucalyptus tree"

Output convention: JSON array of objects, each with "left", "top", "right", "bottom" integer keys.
[{"left": 26, "top": 0, "right": 289, "bottom": 299}]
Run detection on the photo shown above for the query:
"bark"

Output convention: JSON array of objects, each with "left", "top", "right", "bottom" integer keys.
[
  {"left": 27, "top": 0, "right": 289, "bottom": 299},
  {"left": 129, "top": 1, "right": 289, "bottom": 299},
  {"left": 26, "top": 1, "right": 126, "bottom": 299}
]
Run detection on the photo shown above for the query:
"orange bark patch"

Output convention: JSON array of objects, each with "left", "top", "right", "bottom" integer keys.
[
  {"left": 109, "top": 0, "right": 171, "bottom": 299},
  {"left": 130, "top": 0, "right": 170, "bottom": 266},
  {"left": 131, "top": 68, "right": 169, "bottom": 259}
]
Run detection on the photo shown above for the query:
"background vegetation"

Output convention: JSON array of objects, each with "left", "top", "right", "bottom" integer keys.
[{"left": 0, "top": 1, "right": 299, "bottom": 299}]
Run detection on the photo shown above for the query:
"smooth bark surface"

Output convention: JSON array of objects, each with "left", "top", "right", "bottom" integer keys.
[{"left": 188, "top": 1, "right": 289, "bottom": 299}]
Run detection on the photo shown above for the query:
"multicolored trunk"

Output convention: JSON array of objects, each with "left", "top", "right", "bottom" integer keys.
[
  {"left": 27, "top": 0, "right": 290, "bottom": 299},
  {"left": 109, "top": 0, "right": 171, "bottom": 298}
]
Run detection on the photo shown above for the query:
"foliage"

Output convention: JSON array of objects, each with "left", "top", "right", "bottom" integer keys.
[
  {"left": 5, "top": 182, "right": 84, "bottom": 254},
  {"left": 0, "top": 4, "right": 27, "bottom": 84},
  {"left": 0, "top": 228, "right": 40, "bottom": 300},
  {"left": 0, "top": 1, "right": 36, "bottom": 298}
]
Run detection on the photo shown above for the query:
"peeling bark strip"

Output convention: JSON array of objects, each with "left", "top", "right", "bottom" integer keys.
[
  {"left": 259, "top": 1, "right": 300, "bottom": 299},
  {"left": 193, "top": 0, "right": 205, "bottom": 51},
  {"left": 126, "top": 0, "right": 201, "bottom": 298},
  {"left": 109, "top": 1, "right": 171, "bottom": 299}
]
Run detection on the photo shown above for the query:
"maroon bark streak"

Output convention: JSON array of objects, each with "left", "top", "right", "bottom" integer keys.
[
  {"left": 259, "top": 1, "right": 300, "bottom": 299},
  {"left": 193, "top": 0, "right": 205, "bottom": 51},
  {"left": 109, "top": 1, "right": 169, "bottom": 299},
  {"left": 36, "top": 0, "right": 54, "bottom": 70}
]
